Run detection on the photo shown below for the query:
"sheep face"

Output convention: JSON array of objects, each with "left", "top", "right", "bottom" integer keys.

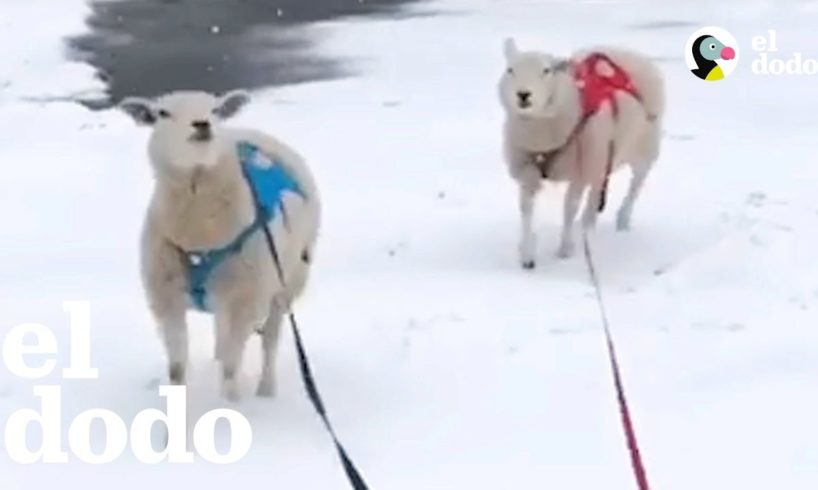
[
  {"left": 120, "top": 90, "right": 250, "bottom": 170},
  {"left": 499, "top": 38, "right": 565, "bottom": 118}
]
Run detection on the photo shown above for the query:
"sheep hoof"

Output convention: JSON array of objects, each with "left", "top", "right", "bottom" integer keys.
[
  {"left": 616, "top": 213, "right": 632, "bottom": 231},
  {"left": 556, "top": 242, "right": 575, "bottom": 259},
  {"left": 256, "top": 380, "right": 277, "bottom": 398},
  {"left": 582, "top": 213, "right": 598, "bottom": 229},
  {"left": 169, "top": 363, "right": 186, "bottom": 386},
  {"left": 221, "top": 379, "right": 242, "bottom": 402},
  {"left": 521, "top": 260, "right": 536, "bottom": 270}
]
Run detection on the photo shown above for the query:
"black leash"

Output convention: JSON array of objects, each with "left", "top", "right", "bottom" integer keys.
[
  {"left": 240, "top": 161, "right": 371, "bottom": 490},
  {"left": 289, "top": 312, "right": 370, "bottom": 489}
]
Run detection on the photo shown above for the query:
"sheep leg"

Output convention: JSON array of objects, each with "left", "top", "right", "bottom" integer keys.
[
  {"left": 160, "top": 312, "right": 189, "bottom": 386},
  {"left": 557, "top": 180, "right": 583, "bottom": 259},
  {"left": 142, "top": 228, "right": 189, "bottom": 386},
  {"left": 582, "top": 183, "right": 604, "bottom": 229},
  {"left": 617, "top": 163, "right": 651, "bottom": 231},
  {"left": 215, "top": 305, "right": 257, "bottom": 402},
  {"left": 518, "top": 182, "right": 539, "bottom": 269},
  {"left": 214, "top": 320, "right": 227, "bottom": 362},
  {"left": 257, "top": 301, "right": 284, "bottom": 398}
]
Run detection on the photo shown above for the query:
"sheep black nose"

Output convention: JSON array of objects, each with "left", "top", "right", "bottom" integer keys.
[
  {"left": 190, "top": 120, "right": 213, "bottom": 142},
  {"left": 517, "top": 91, "right": 531, "bottom": 103},
  {"left": 192, "top": 120, "right": 211, "bottom": 131}
]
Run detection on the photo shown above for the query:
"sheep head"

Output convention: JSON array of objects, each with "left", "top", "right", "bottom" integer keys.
[
  {"left": 499, "top": 38, "right": 570, "bottom": 119},
  {"left": 119, "top": 90, "right": 250, "bottom": 170}
]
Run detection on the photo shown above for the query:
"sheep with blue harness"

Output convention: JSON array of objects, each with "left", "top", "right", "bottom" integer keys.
[{"left": 120, "top": 90, "right": 321, "bottom": 401}]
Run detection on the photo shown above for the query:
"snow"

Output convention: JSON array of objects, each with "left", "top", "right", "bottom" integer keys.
[{"left": 2, "top": 0, "right": 818, "bottom": 488}]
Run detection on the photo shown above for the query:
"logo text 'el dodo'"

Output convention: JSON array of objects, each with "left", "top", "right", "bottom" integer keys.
[
  {"left": 2, "top": 302, "right": 253, "bottom": 464},
  {"left": 752, "top": 29, "right": 818, "bottom": 75}
]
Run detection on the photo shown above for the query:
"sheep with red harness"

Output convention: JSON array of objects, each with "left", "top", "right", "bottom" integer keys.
[{"left": 499, "top": 38, "right": 665, "bottom": 268}]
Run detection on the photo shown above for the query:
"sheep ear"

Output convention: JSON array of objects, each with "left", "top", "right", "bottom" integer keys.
[
  {"left": 214, "top": 89, "right": 251, "bottom": 119},
  {"left": 119, "top": 97, "right": 157, "bottom": 126},
  {"left": 503, "top": 38, "right": 519, "bottom": 62},
  {"left": 118, "top": 97, "right": 157, "bottom": 126},
  {"left": 553, "top": 58, "right": 570, "bottom": 72}
]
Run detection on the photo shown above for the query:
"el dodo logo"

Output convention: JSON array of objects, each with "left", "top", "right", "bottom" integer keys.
[
  {"left": 2, "top": 302, "right": 253, "bottom": 465},
  {"left": 751, "top": 30, "right": 818, "bottom": 75},
  {"left": 685, "top": 26, "right": 738, "bottom": 81}
]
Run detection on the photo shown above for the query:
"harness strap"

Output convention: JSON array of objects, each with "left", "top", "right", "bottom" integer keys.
[
  {"left": 531, "top": 149, "right": 562, "bottom": 179},
  {"left": 181, "top": 142, "right": 304, "bottom": 312},
  {"left": 528, "top": 111, "right": 591, "bottom": 180},
  {"left": 185, "top": 221, "right": 266, "bottom": 311}
]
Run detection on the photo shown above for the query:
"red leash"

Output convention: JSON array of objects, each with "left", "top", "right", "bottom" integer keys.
[
  {"left": 582, "top": 234, "right": 651, "bottom": 490},
  {"left": 567, "top": 52, "right": 652, "bottom": 489}
]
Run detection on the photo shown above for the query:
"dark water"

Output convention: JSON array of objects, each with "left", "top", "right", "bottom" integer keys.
[{"left": 68, "top": 0, "right": 423, "bottom": 107}]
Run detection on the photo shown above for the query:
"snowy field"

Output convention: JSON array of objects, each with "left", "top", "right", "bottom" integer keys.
[{"left": 2, "top": 0, "right": 818, "bottom": 488}]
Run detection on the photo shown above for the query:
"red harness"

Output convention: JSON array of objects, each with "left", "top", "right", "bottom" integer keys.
[
  {"left": 531, "top": 53, "right": 647, "bottom": 209},
  {"left": 573, "top": 52, "right": 642, "bottom": 118}
]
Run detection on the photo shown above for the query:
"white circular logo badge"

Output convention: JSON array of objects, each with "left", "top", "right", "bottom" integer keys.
[{"left": 685, "top": 26, "right": 739, "bottom": 81}]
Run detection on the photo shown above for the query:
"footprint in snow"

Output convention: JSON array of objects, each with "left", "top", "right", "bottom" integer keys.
[
  {"left": 789, "top": 296, "right": 809, "bottom": 311},
  {"left": 665, "top": 133, "right": 695, "bottom": 141},
  {"left": 745, "top": 191, "right": 767, "bottom": 207},
  {"left": 692, "top": 321, "right": 746, "bottom": 332}
]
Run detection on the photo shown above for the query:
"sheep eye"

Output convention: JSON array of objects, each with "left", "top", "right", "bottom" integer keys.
[
  {"left": 157, "top": 109, "right": 171, "bottom": 119},
  {"left": 709, "top": 43, "right": 716, "bottom": 50},
  {"left": 543, "top": 68, "right": 551, "bottom": 75},
  {"left": 506, "top": 67, "right": 514, "bottom": 75}
]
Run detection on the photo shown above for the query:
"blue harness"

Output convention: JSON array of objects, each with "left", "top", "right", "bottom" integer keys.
[{"left": 183, "top": 141, "right": 305, "bottom": 312}]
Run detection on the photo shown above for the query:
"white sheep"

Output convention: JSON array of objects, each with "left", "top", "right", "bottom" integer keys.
[
  {"left": 119, "top": 90, "right": 321, "bottom": 401},
  {"left": 499, "top": 38, "right": 665, "bottom": 268}
]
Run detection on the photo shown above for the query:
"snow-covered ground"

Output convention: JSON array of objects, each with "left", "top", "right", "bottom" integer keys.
[{"left": 2, "top": 0, "right": 818, "bottom": 488}]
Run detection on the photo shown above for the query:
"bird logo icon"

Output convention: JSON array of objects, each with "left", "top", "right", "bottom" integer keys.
[{"left": 686, "top": 27, "right": 739, "bottom": 81}]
